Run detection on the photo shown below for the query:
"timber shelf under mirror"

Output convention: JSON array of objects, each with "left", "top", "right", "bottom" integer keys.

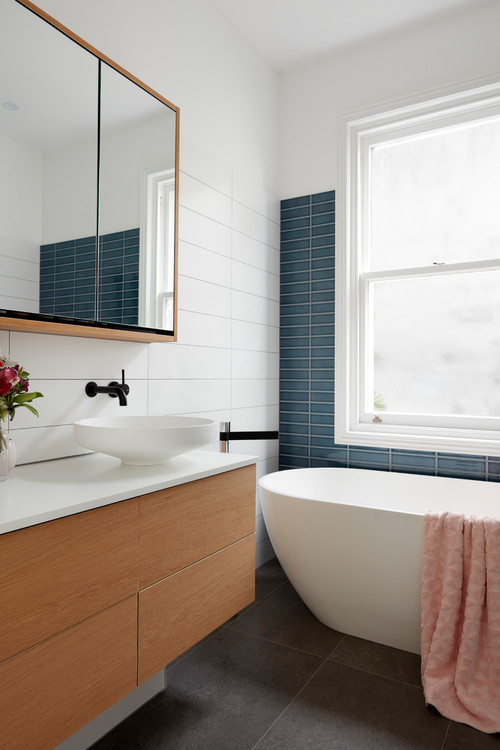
[{"left": 0, "top": 465, "right": 256, "bottom": 750}]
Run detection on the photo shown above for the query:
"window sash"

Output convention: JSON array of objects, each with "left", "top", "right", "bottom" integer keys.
[
  {"left": 358, "top": 264, "right": 500, "bottom": 432},
  {"left": 336, "top": 76, "right": 500, "bottom": 456},
  {"left": 361, "top": 258, "right": 500, "bottom": 283}
]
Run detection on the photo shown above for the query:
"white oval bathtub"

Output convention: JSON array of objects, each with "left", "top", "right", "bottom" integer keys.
[{"left": 259, "top": 467, "right": 500, "bottom": 654}]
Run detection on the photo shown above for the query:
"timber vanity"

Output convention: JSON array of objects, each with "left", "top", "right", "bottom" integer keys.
[{"left": 0, "top": 451, "right": 256, "bottom": 750}]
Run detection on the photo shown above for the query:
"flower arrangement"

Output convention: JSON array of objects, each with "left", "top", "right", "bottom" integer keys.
[{"left": 0, "top": 356, "right": 43, "bottom": 423}]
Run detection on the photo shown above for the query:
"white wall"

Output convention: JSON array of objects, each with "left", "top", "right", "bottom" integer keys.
[
  {"left": 4, "top": 0, "right": 279, "bottom": 567},
  {"left": 279, "top": 1, "right": 500, "bottom": 197},
  {"left": 42, "top": 135, "right": 97, "bottom": 244},
  {"left": 0, "top": 133, "right": 41, "bottom": 311}
]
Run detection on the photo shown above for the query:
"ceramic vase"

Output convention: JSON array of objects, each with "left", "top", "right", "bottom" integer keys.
[
  {"left": 0, "top": 430, "right": 9, "bottom": 481},
  {"left": 0, "top": 434, "right": 16, "bottom": 480}
]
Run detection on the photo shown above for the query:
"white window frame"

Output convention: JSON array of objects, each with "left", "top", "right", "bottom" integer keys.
[
  {"left": 139, "top": 164, "right": 176, "bottom": 331},
  {"left": 336, "top": 77, "right": 500, "bottom": 457}
]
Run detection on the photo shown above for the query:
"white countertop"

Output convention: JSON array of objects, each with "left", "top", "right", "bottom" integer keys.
[{"left": 0, "top": 450, "right": 257, "bottom": 535}]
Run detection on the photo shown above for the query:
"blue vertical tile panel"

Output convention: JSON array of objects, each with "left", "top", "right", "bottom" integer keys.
[
  {"left": 279, "top": 190, "right": 497, "bottom": 482},
  {"left": 280, "top": 191, "right": 335, "bottom": 470},
  {"left": 40, "top": 229, "right": 139, "bottom": 325},
  {"left": 99, "top": 228, "right": 139, "bottom": 325}
]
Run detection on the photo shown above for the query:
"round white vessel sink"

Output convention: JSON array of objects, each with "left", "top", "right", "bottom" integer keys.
[{"left": 73, "top": 415, "right": 217, "bottom": 465}]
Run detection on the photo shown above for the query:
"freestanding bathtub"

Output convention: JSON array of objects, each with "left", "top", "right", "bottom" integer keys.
[{"left": 259, "top": 467, "right": 500, "bottom": 654}]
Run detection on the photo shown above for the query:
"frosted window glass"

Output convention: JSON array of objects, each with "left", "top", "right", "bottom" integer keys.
[
  {"left": 372, "top": 271, "right": 500, "bottom": 417},
  {"left": 370, "top": 118, "right": 500, "bottom": 271}
]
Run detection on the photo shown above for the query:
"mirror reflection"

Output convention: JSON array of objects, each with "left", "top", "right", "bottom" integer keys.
[
  {"left": 0, "top": 0, "right": 98, "bottom": 318},
  {"left": 99, "top": 63, "right": 177, "bottom": 330},
  {"left": 0, "top": 0, "right": 178, "bottom": 338}
]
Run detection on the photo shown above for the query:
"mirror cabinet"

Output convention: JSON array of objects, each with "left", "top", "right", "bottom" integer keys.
[{"left": 0, "top": 0, "right": 179, "bottom": 342}]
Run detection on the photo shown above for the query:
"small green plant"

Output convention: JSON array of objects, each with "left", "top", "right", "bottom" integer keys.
[{"left": 374, "top": 392, "right": 386, "bottom": 411}]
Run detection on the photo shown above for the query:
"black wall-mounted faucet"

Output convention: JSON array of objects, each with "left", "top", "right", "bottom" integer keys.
[{"left": 85, "top": 369, "right": 130, "bottom": 406}]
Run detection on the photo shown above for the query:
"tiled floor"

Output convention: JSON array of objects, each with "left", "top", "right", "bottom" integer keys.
[{"left": 93, "top": 559, "right": 500, "bottom": 749}]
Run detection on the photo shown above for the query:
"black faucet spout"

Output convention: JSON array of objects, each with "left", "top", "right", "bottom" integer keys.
[
  {"left": 85, "top": 370, "right": 130, "bottom": 406},
  {"left": 106, "top": 383, "right": 129, "bottom": 406}
]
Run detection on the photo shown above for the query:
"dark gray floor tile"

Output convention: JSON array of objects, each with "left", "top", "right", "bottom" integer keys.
[
  {"left": 444, "top": 722, "right": 500, "bottom": 748},
  {"left": 255, "top": 660, "right": 449, "bottom": 749},
  {"left": 92, "top": 627, "right": 322, "bottom": 750},
  {"left": 235, "top": 557, "right": 288, "bottom": 619},
  {"left": 164, "top": 621, "right": 227, "bottom": 672},
  {"left": 228, "top": 580, "right": 344, "bottom": 657},
  {"left": 330, "top": 634, "right": 422, "bottom": 687},
  {"left": 254, "top": 557, "right": 287, "bottom": 601}
]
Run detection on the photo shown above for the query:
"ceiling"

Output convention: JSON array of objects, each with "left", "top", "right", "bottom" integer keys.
[{"left": 211, "top": 0, "right": 493, "bottom": 72}]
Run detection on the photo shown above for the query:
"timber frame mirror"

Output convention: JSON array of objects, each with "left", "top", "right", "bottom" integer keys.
[{"left": 0, "top": 0, "right": 179, "bottom": 342}]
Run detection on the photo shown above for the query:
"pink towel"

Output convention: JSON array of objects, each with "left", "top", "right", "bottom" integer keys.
[{"left": 421, "top": 511, "right": 500, "bottom": 733}]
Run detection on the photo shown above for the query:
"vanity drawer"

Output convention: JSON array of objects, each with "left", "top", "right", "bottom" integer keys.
[
  {"left": 0, "top": 596, "right": 137, "bottom": 750},
  {"left": 0, "top": 498, "right": 139, "bottom": 662},
  {"left": 138, "top": 533, "right": 255, "bottom": 683},
  {"left": 139, "top": 465, "right": 255, "bottom": 587}
]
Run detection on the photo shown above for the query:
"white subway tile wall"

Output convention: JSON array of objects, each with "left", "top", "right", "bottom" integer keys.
[
  {"left": 178, "top": 241, "right": 232, "bottom": 287},
  {"left": 232, "top": 231, "right": 280, "bottom": 275},
  {"left": 0, "top": 235, "right": 40, "bottom": 314},
  {"left": 178, "top": 207, "right": 232, "bottom": 257},
  {"left": 5, "top": 144, "right": 279, "bottom": 567}
]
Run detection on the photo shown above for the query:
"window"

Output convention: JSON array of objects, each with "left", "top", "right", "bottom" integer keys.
[
  {"left": 140, "top": 165, "right": 176, "bottom": 330},
  {"left": 336, "top": 79, "right": 500, "bottom": 456}
]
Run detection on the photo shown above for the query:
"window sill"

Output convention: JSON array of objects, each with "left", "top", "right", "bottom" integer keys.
[{"left": 335, "top": 425, "right": 500, "bottom": 458}]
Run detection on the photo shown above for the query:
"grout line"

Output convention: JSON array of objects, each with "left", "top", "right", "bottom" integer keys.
[
  {"left": 247, "top": 629, "right": 427, "bottom": 749},
  {"left": 327, "top": 655, "right": 423, "bottom": 691},
  {"left": 179, "top": 170, "right": 231, "bottom": 201},
  {"left": 178, "top": 203, "right": 232, "bottom": 232},
  {"left": 233, "top": 256, "right": 280, "bottom": 277},
  {"left": 228, "top": 225, "right": 280, "bottom": 253},
  {"left": 234, "top": 579, "right": 288, "bottom": 616},
  {"left": 308, "top": 194, "right": 312, "bottom": 469},
  {"left": 230, "top": 198, "right": 280, "bottom": 227},
  {"left": 226, "top": 625, "right": 332, "bottom": 661},
  {"left": 326, "top": 633, "right": 346, "bottom": 658},
  {"left": 179, "top": 306, "right": 280, "bottom": 324},
  {"left": 179, "top": 236, "right": 279, "bottom": 274},
  {"left": 440, "top": 720, "right": 452, "bottom": 750},
  {"left": 250, "top": 648, "right": 333, "bottom": 749}
]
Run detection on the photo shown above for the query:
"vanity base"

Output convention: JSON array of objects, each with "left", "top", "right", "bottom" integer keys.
[
  {"left": 0, "top": 460, "right": 257, "bottom": 750},
  {"left": 54, "top": 671, "right": 165, "bottom": 750}
]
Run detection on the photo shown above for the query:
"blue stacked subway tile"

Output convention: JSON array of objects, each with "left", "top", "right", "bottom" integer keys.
[
  {"left": 40, "top": 228, "right": 139, "bottom": 325},
  {"left": 99, "top": 228, "right": 139, "bottom": 325},
  {"left": 280, "top": 191, "right": 335, "bottom": 470},
  {"left": 74, "top": 236, "right": 97, "bottom": 319},
  {"left": 279, "top": 190, "right": 499, "bottom": 482}
]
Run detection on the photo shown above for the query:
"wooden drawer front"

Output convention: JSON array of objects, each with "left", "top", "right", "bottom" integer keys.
[
  {"left": 0, "top": 596, "right": 138, "bottom": 750},
  {"left": 0, "top": 499, "right": 138, "bottom": 662},
  {"left": 138, "top": 534, "right": 255, "bottom": 683},
  {"left": 139, "top": 465, "right": 256, "bottom": 588}
]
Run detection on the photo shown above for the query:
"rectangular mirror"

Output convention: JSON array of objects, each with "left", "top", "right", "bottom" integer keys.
[
  {"left": 99, "top": 63, "right": 177, "bottom": 332},
  {"left": 0, "top": 0, "right": 179, "bottom": 342}
]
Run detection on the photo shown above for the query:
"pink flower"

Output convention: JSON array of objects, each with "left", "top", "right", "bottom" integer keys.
[{"left": 0, "top": 367, "right": 20, "bottom": 397}]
